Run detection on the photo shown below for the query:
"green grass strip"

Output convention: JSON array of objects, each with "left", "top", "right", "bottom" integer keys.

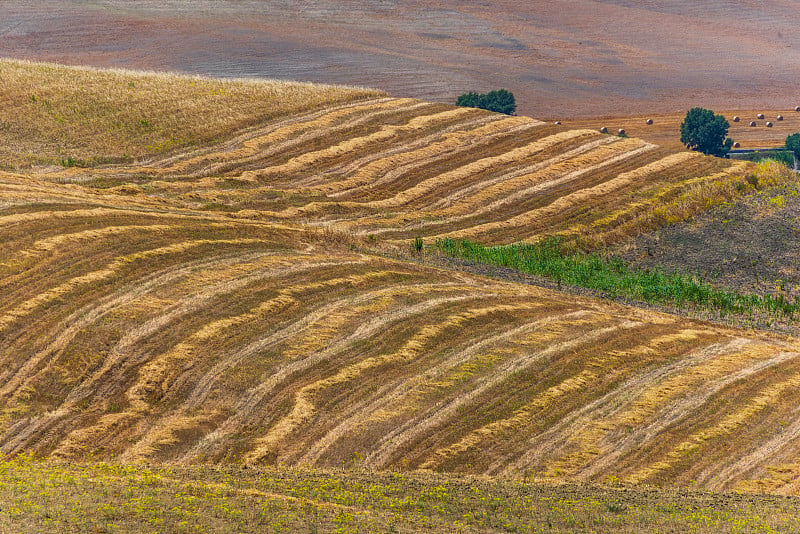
[{"left": 435, "top": 237, "right": 799, "bottom": 320}]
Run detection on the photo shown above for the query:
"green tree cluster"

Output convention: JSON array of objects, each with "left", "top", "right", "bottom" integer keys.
[
  {"left": 679, "top": 107, "right": 734, "bottom": 157},
  {"left": 785, "top": 133, "right": 800, "bottom": 169},
  {"left": 785, "top": 133, "right": 800, "bottom": 158},
  {"left": 456, "top": 89, "right": 516, "bottom": 115}
]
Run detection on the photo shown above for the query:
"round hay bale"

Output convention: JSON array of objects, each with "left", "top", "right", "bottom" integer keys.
[
  {"left": 757, "top": 113, "right": 765, "bottom": 119},
  {"left": 732, "top": 116, "right": 740, "bottom": 122},
  {"left": 618, "top": 128, "right": 626, "bottom": 135},
  {"left": 645, "top": 118, "right": 653, "bottom": 125},
  {"left": 777, "top": 115, "right": 784, "bottom": 121},
  {"left": 795, "top": 106, "right": 800, "bottom": 112},
  {"left": 600, "top": 126, "right": 608, "bottom": 133},
  {"left": 766, "top": 121, "right": 774, "bottom": 127},
  {"left": 554, "top": 121, "right": 562, "bottom": 125},
  {"left": 733, "top": 142, "right": 740, "bottom": 148},
  {"left": 749, "top": 121, "right": 757, "bottom": 127}
]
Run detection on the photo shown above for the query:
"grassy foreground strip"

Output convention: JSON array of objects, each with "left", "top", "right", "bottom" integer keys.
[
  {"left": 436, "top": 237, "right": 799, "bottom": 321},
  {"left": 0, "top": 458, "right": 798, "bottom": 533}
]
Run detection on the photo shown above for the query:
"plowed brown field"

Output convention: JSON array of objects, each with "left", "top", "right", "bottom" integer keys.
[
  {"left": 5, "top": 1, "right": 800, "bottom": 119},
  {"left": 4, "top": 61, "right": 800, "bottom": 496}
]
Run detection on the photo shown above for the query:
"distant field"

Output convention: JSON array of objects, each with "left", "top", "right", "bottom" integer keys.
[
  {"left": 5, "top": 1, "right": 800, "bottom": 118},
  {"left": 567, "top": 110, "right": 800, "bottom": 150}
]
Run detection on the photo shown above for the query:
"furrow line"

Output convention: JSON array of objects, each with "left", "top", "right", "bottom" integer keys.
[
  {"left": 0, "top": 252, "right": 337, "bottom": 405},
  {"left": 0, "top": 251, "right": 291, "bottom": 452},
  {"left": 141, "top": 97, "right": 400, "bottom": 172},
  {"left": 178, "top": 286, "right": 506, "bottom": 464},
  {"left": 576, "top": 343, "right": 799, "bottom": 480},
  {"left": 13, "top": 224, "right": 174, "bottom": 259},
  {"left": 362, "top": 129, "right": 609, "bottom": 210},
  {"left": 273, "top": 131, "right": 612, "bottom": 223},
  {"left": 500, "top": 336, "right": 752, "bottom": 477},
  {"left": 429, "top": 143, "right": 659, "bottom": 241},
  {"left": 352, "top": 138, "right": 651, "bottom": 237},
  {"left": 235, "top": 105, "right": 462, "bottom": 183},
  {"left": 363, "top": 318, "right": 644, "bottom": 470},
  {"left": 320, "top": 116, "right": 544, "bottom": 196},
  {"left": 243, "top": 302, "right": 543, "bottom": 464},
  {"left": 0, "top": 238, "right": 280, "bottom": 333},
  {"left": 626, "top": 364, "right": 800, "bottom": 485},
  {"left": 123, "top": 267, "right": 408, "bottom": 416},
  {"left": 45, "top": 257, "right": 386, "bottom": 459},
  {"left": 295, "top": 112, "right": 510, "bottom": 192},
  {"left": 300, "top": 308, "right": 591, "bottom": 466}
]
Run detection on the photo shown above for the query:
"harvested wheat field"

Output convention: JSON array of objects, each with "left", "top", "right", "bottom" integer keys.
[
  {"left": 0, "top": 59, "right": 383, "bottom": 169},
  {"left": 12, "top": 55, "right": 774, "bottom": 251},
  {"left": 4, "top": 59, "right": 800, "bottom": 507},
  {"left": 51, "top": 113, "right": 749, "bottom": 248},
  {"left": 3, "top": 170, "right": 800, "bottom": 495},
  {"left": 566, "top": 110, "right": 800, "bottom": 151}
]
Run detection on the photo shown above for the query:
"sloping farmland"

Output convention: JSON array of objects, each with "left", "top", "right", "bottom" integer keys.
[
  {"left": 41, "top": 97, "right": 751, "bottom": 248},
  {"left": 3, "top": 171, "right": 800, "bottom": 494}
]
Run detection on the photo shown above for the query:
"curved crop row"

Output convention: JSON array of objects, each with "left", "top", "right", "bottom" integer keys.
[
  {"left": 34, "top": 89, "right": 753, "bottom": 248},
  {"left": 2, "top": 176, "right": 800, "bottom": 494}
]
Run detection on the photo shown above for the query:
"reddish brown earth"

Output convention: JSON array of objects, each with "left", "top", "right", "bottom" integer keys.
[{"left": 3, "top": 1, "right": 800, "bottom": 120}]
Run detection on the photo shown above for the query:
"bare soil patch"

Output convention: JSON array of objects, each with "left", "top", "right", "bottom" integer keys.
[
  {"left": 4, "top": 1, "right": 800, "bottom": 118},
  {"left": 618, "top": 181, "right": 800, "bottom": 300}
]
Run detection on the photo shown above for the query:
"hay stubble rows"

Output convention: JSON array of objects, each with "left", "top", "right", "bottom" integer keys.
[{"left": 3, "top": 60, "right": 800, "bottom": 498}]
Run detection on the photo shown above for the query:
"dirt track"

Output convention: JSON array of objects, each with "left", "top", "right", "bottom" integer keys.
[{"left": 4, "top": 1, "right": 800, "bottom": 119}]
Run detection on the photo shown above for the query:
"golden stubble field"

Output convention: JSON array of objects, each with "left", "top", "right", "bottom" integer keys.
[
  {"left": 11, "top": 57, "right": 780, "bottom": 252},
  {"left": 5, "top": 168, "right": 800, "bottom": 496},
  {"left": 3, "top": 60, "right": 800, "bottom": 505}
]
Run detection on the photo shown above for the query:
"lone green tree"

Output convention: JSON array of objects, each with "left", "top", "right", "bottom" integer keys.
[
  {"left": 679, "top": 107, "right": 734, "bottom": 157},
  {"left": 456, "top": 89, "right": 516, "bottom": 115},
  {"left": 785, "top": 133, "right": 800, "bottom": 169}
]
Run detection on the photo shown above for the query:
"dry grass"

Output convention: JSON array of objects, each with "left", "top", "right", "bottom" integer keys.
[
  {"left": 0, "top": 58, "right": 383, "bottom": 169},
  {"left": 3, "top": 458, "right": 800, "bottom": 533}
]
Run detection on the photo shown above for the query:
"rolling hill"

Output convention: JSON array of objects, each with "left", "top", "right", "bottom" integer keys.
[
  {"left": 3, "top": 169, "right": 800, "bottom": 495},
  {"left": 3, "top": 59, "right": 800, "bottom": 505},
  {"left": 32, "top": 93, "right": 758, "bottom": 249}
]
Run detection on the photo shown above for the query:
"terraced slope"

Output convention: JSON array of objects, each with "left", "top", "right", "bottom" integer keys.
[
  {"left": 5, "top": 171, "right": 800, "bottom": 493},
  {"left": 41, "top": 96, "right": 752, "bottom": 248}
]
